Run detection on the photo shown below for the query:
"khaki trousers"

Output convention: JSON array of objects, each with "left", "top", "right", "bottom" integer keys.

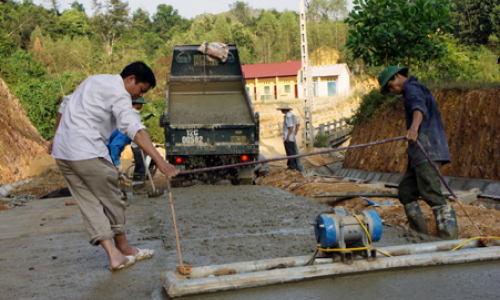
[{"left": 56, "top": 158, "right": 127, "bottom": 246}]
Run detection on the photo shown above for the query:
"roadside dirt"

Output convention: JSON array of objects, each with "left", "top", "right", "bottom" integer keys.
[
  {"left": 257, "top": 163, "right": 500, "bottom": 239},
  {"left": 11, "top": 165, "right": 66, "bottom": 197},
  {"left": 0, "top": 77, "right": 47, "bottom": 185}
]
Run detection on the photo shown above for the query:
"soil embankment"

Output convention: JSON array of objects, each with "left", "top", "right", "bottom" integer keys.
[
  {"left": 0, "top": 77, "right": 47, "bottom": 185},
  {"left": 344, "top": 88, "right": 500, "bottom": 180}
]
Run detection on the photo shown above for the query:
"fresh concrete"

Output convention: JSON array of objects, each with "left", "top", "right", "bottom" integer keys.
[{"left": 1, "top": 185, "right": 500, "bottom": 299}]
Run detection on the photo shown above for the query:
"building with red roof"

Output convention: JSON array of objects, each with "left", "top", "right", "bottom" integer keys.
[{"left": 242, "top": 61, "right": 302, "bottom": 101}]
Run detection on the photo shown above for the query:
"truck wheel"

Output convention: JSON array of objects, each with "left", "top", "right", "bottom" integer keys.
[{"left": 235, "top": 166, "right": 254, "bottom": 185}]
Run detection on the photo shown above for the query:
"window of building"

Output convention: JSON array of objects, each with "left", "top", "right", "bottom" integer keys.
[
  {"left": 327, "top": 80, "right": 337, "bottom": 96},
  {"left": 284, "top": 85, "right": 291, "bottom": 93}
]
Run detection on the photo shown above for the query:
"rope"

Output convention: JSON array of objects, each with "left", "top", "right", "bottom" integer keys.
[
  {"left": 451, "top": 236, "right": 500, "bottom": 251},
  {"left": 178, "top": 136, "right": 406, "bottom": 175}
]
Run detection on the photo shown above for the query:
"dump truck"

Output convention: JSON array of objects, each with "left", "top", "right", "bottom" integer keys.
[{"left": 160, "top": 44, "right": 259, "bottom": 185}]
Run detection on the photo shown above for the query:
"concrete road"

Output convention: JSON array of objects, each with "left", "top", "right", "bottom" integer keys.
[{"left": 1, "top": 185, "right": 499, "bottom": 300}]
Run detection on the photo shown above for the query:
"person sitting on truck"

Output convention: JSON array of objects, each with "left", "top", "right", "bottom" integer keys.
[
  {"left": 106, "top": 97, "right": 147, "bottom": 188},
  {"left": 278, "top": 105, "right": 304, "bottom": 173}
]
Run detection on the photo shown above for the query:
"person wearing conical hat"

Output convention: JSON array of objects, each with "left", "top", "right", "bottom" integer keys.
[
  {"left": 378, "top": 66, "right": 457, "bottom": 240},
  {"left": 277, "top": 104, "right": 303, "bottom": 173}
]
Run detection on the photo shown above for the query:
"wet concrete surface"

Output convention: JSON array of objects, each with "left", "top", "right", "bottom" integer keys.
[{"left": 1, "top": 185, "right": 500, "bottom": 299}]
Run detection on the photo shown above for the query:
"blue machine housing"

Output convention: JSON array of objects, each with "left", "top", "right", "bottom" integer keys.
[{"left": 314, "top": 209, "right": 383, "bottom": 249}]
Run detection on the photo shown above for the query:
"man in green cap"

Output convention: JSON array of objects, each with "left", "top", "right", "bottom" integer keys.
[{"left": 378, "top": 66, "right": 458, "bottom": 240}]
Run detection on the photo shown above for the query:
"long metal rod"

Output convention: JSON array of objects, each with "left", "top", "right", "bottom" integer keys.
[
  {"left": 179, "top": 136, "right": 406, "bottom": 175},
  {"left": 162, "top": 246, "right": 500, "bottom": 298},
  {"left": 416, "top": 140, "right": 483, "bottom": 236}
]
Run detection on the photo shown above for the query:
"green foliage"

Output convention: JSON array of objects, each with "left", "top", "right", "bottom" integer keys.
[
  {"left": 414, "top": 38, "right": 500, "bottom": 85},
  {"left": 142, "top": 98, "right": 165, "bottom": 143},
  {"left": 347, "top": 89, "right": 402, "bottom": 127},
  {"left": 0, "top": 50, "right": 80, "bottom": 140},
  {"left": 57, "top": 8, "right": 91, "bottom": 37},
  {"left": 450, "top": 0, "right": 500, "bottom": 45},
  {"left": 314, "top": 134, "right": 329, "bottom": 147},
  {"left": 345, "top": 0, "right": 452, "bottom": 70}
]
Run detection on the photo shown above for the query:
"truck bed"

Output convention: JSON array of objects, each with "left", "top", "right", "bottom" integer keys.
[{"left": 168, "top": 81, "right": 254, "bottom": 125}]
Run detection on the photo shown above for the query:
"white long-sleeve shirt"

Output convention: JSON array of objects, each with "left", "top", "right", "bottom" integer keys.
[{"left": 51, "top": 74, "right": 146, "bottom": 163}]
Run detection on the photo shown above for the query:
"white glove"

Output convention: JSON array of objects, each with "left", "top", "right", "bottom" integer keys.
[{"left": 115, "top": 164, "right": 123, "bottom": 175}]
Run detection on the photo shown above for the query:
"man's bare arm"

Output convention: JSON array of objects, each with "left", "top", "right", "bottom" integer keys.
[
  {"left": 287, "top": 126, "right": 294, "bottom": 142},
  {"left": 47, "top": 113, "right": 62, "bottom": 154},
  {"left": 134, "top": 129, "right": 178, "bottom": 179},
  {"left": 407, "top": 110, "right": 423, "bottom": 142}
]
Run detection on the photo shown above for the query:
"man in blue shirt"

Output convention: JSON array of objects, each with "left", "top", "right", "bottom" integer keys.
[
  {"left": 107, "top": 97, "right": 148, "bottom": 194},
  {"left": 378, "top": 66, "right": 458, "bottom": 240}
]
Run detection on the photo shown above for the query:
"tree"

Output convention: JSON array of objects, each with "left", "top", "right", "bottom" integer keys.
[
  {"left": 330, "top": 0, "right": 348, "bottom": 50},
  {"left": 214, "top": 14, "right": 232, "bottom": 44},
  {"left": 345, "top": 0, "right": 453, "bottom": 71},
  {"left": 277, "top": 10, "right": 299, "bottom": 61},
  {"left": 256, "top": 11, "right": 278, "bottom": 63},
  {"left": 132, "top": 8, "right": 151, "bottom": 35},
  {"left": 229, "top": 1, "right": 251, "bottom": 26},
  {"left": 48, "top": 0, "right": 60, "bottom": 16},
  {"left": 90, "top": 0, "right": 130, "bottom": 55},
  {"left": 70, "top": 1, "right": 85, "bottom": 13},
  {"left": 57, "top": 8, "right": 90, "bottom": 37},
  {"left": 450, "top": 0, "right": 499, "bottom": 45},
  {"left": 153, "top": 4, "right": 188, "bottom": 40}
]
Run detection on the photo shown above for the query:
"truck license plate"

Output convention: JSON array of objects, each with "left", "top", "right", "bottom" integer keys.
[{"left": 182, "top": 129, "right": 203, "bottom": 144}]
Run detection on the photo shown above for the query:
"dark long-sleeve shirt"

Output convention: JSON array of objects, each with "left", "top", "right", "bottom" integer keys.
[{"left": 402, "top": 77, "right": 451, "bottom": 169}]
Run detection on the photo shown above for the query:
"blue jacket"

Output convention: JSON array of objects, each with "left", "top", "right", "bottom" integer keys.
[
  {"left": 402, "top": 77, "right": 451, "bottom": 169},
  {"left": 106, "top": 129, "right": 131, "bottom": 165}
]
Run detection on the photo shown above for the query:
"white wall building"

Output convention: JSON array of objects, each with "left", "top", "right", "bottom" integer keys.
[{"left": 298, "top": 64, "right": 350, "bottom": 98}]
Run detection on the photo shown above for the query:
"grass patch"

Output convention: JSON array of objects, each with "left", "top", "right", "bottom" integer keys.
[
  {"left": 346, "top": 89, "right": 402, "bottom": 127},
  {"left": 421, "top": 80, "right": 500, "bottom": 90},
  {"left": 314, "top": 134, "right": 329, "bottom": 148}
]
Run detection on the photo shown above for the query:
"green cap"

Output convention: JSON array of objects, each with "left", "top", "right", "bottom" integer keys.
[
  {"left": 378, "top": 66, "right": 408, "bottom": 94},
  {"left": 132, "top": 97, "right": 147, "bottom": 105}
]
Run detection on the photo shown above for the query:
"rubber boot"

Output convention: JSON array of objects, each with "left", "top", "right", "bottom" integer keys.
[
  {"left": 432, "top": 205, "right": 459, "bottom": 240},
  {"left": 132, "top": 173, "right": 147, "bottom": 195},
  {"left": 404, "top": 201, "right": 429, "bottom": 235}
]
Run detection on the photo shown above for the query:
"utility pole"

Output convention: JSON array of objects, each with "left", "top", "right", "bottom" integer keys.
[{"left": 300, "top": 0, "right": 315, "bottom": 149}]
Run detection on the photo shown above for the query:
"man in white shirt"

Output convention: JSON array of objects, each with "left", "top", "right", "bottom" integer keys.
[
  {"left": 278, "top": 105, "right": 304, "bottom": 172},
  {"left": 49, "top": 62, "right": 178, "bottom": 271}
]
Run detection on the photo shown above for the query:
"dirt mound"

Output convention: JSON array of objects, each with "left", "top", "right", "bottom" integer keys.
[
  {"left": 30, "top": 153, "right": 56, "bottom": 177},
  {"left": 344, "top": 88, "right": 500, "bottom": 181},
  {"left": 11, "top": 165, "right": 67, "bottom": 197},
  {"left": 0, "top": 77, "right": 47, "bottom": 185},
  {"left": 258, "top": 165, "right": 500, "bottom": 239}
]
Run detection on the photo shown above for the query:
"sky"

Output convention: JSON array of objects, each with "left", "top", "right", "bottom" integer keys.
[{"left": 32, "top": 0, "right": 305, "bottom": 19}]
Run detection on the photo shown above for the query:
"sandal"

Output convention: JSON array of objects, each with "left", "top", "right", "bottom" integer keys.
[
  {"left": 110, "top": 256, "right": 135, "bottom": 271},
  {"left": 134, "top": 248, "right": 155, "bottom": 261}
]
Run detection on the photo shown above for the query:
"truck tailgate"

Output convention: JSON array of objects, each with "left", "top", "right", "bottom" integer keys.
[{"left": 166, "top": 125, "right": 258, "bottom": 155}]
